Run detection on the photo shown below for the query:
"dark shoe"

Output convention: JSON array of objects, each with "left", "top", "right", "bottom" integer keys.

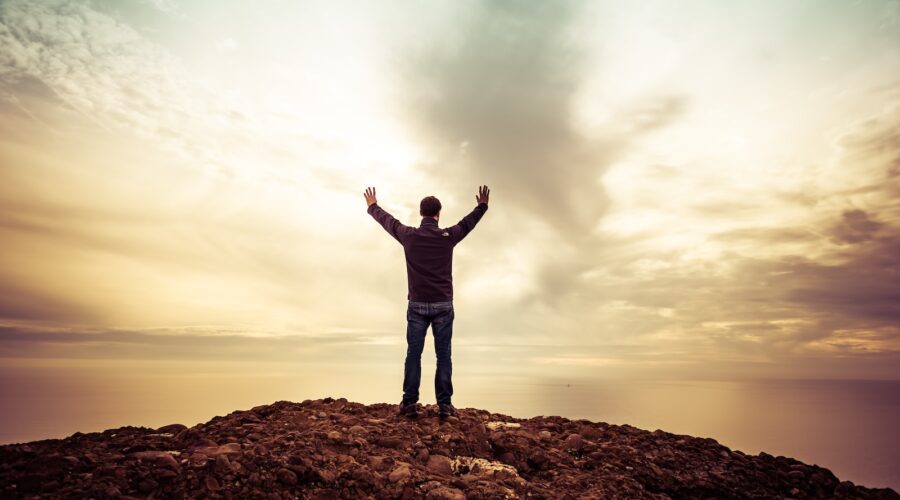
[
  {"left": 438, "top": 403, "right": 457, "bottom": 419},
  {"left": 399, "top": 401, "right": 418, "bottom": 418}
]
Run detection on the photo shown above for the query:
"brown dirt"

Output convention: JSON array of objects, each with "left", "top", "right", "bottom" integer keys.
[{"left": 0, "top": 397, "right": 897, "bottom": 499}]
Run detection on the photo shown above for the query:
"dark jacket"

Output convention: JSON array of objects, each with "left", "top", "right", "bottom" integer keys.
[{"left": 367, "top": 202, "right": 489, "bottom": 302}]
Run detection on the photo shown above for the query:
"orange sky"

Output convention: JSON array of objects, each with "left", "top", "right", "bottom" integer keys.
[{"left": 1, "top": 0, "right": 899, "bottom": 383}]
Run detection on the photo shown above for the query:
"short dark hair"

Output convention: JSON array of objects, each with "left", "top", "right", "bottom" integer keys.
[{"left": 420, "top": 196, "right": 442, "bottom": 217}]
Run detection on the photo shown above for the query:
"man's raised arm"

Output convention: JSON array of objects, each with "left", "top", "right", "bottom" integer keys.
[
  {"left": 364, "top": 186, "right": 409, "bottom": 244},
  {"left": 448, "top": 185, "right": 490, "bottom": 245}
]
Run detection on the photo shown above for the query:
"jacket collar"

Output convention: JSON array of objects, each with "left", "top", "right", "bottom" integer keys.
[{"left": 420, "top": 217, "right": 439, "bottom": 227}]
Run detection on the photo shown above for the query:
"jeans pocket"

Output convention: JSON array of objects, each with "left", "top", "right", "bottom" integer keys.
[
  {"left": 408, "top": 303, "right": 428, "bottom": 321},
  {"left": 432, "top": 301, "right": 453, "bottom": 312},
  {"left": 433, "top": 307, "right": 454, "bottom": 326}
]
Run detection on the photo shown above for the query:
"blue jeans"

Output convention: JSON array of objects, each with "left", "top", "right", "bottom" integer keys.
[{"left": 402, "top": 300, "right": 454, "bottom": 406}]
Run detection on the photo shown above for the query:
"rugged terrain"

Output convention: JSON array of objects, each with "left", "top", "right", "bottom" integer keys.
[{"left": 0, "top": 397, "right": 897, "bottom": 499}]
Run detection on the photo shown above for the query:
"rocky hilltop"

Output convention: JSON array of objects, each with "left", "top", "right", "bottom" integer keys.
[{"left": 0, "top": 397, "right": 897, "bottom": 499}]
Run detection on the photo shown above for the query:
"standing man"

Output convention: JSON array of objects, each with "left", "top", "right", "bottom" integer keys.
[{"left": 364, "top": 185, "right": 490, "bottom": 419}]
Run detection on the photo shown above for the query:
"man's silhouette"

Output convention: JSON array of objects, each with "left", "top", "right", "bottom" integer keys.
[{"left": 364, "top": 185, "right": 490, "bottom": 419}]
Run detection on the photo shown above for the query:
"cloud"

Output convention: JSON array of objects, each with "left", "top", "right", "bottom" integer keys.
[
  {"left": 0, "top": 0, "right": 898, "bottom": 382},
  {"left": 215, "top": 37, "right": 238, "bottom": 52},
  {"left": 481, "top": 95, "right": 900, "bottom": 374},
  {"left": 0, "top": 89, "right": 402, "bottom": 332},
  {"left": 0, "top": 0, "right": 277, "bottom": 180},
  {"left": 0, "top": 282, "right": 94, "bottom": 324},
  {"left": 665, "top": 102, "right": 900, "bottom": 358},
  {"left": 402, "top": 0, "right": 687, "bottom": 241},
  {"left": 830, "top": 209, "right": 884, "bottom": 244},
  {"left": 0, "top": 2, "right": 410, "bottom": 334},
  {"left": 144, "top": 0, "right": 179, "bottom": 14},
  {"left": 0, "top": 323, "right": 393, "bottom": 363},
  {"left": 710, "top": 226, "right": 819, "bottom": 245},
  {"left": 397, "top": 0, "right": 691, "bottom": 322},
  {"left": 0, "top": 1, "right": 186, "bottom": 141}
]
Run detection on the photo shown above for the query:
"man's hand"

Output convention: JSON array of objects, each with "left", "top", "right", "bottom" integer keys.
[
  {"left": 364, "top": 186, "right": 377, "bottom": 207},
  {"left": 476, "top": 185, "right": 490, "bottom": 205}
]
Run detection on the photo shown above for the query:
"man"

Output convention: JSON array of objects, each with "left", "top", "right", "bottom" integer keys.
[{"left": 364, "top": 185, "right": 490, "bottom": 419}]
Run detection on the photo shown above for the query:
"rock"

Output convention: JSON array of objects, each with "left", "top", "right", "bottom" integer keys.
[
  {"left": 192, "top": 442, "right": 242, "bottom": 459},
  {"left": 539, "top": 430, "right": 552, "bottom": 441},
  {"left": 137, "top": 478, "right": 158, "bottom": 493},
  {"left": 277, "top": 467, "right": 298, "bottom": 485},
  {"left": 459, "top": 472, "right": 480, "bottom": 486},
  {"left": 388, "top": 464, "right": 411, "bottom": 483},
  {"left": 450, "top": 456, "right": 526, "bottom": 487},
  {"left": 154, "top": 468, "right": 178, "bottom": 480},
  {"left": 189, "top": 438, "right": 218, "bottom": 449},
  {"left": 450, "top": 478, "right": 468, "bottom": 490},
  {"left": 426, "top": 454, "right": 453, "bottom": 475},
  {"left": 133, "top": 451, "right": 180, "bottom": 470},
  {"left": 564, "top": 433, "right": 584, "bottom": 450},
  {"left": 485, "top": 421, "right": 521, "bottom": 431},
  {"left": 215, "top": 454, "right": 231, "bottom": 473},
  {"left": 240, "top": 457, "right": 258, "bottom": 472},
  {"left": 375, "top": 436, "right": 404, "bottom": 449},
  {"left": 157, "top": 423, "right": 188, "bottom": 434},
  {"left": 205, "top": 475, "right": 220, "bottom": 491},
  {"left": 499, "top": 451, "right": 516, "bottom": 464},
  {"left": 527, "top": 450, "right": 550, "bottom": 470},
  {"left": 417, "top": 448, "right": 430, "bottom": 463},
  {"left": 426, "top": 486, "right": 467, "bottom": 500},
  {"left": 217, "top": 443, "right": 242, "bottom": 456},
  {"left": 189, "top": 453, "right": 209, "bottom": 468},
  {"left": 318, "top": 469, "right": 336, "bottom": 483}
]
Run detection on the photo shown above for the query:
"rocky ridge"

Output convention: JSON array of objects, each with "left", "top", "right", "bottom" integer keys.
[{"left": 0, "top": 397, "right": 897, "bottom": 499}]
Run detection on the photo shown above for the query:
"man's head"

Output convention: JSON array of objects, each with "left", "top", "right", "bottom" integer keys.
[{"left": 420, "top": 196, "right": 441, "bottom": 219}]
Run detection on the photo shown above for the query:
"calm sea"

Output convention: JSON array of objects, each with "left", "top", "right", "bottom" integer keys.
[{"left": 1, "top": 360, "right": 897, "bottom": 491}]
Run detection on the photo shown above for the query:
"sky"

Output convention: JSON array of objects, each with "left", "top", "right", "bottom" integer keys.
[{"left": 1, "top": 0, "right": 899, "bottom": 394}]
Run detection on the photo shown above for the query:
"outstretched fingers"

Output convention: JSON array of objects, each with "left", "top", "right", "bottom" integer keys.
[
  {"left": 475, "top": 184, "right": 490, "bottom": 204},
  {"left": 364, "top": 187, "right": 378, "bottom": 206}
]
